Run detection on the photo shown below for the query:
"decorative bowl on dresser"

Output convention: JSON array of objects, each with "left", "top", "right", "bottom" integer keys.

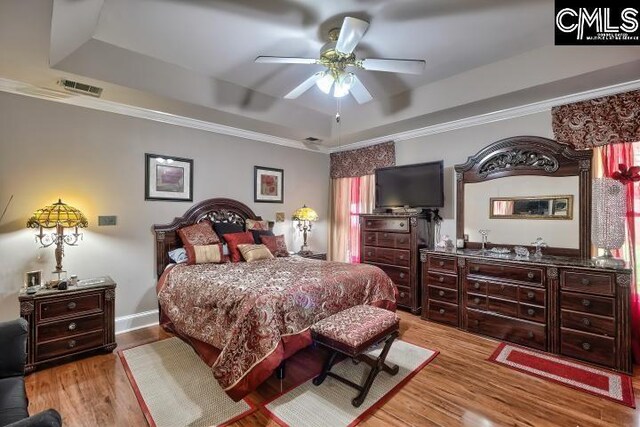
[
  {"left": 360, "top": 213, "right": 429, "bottom": 314},
  {"left": 421, "top": 249, "right": 632, "bottom": 373},
  {"left": 18, "top": 276, "right": 116, "bottom": 373}
]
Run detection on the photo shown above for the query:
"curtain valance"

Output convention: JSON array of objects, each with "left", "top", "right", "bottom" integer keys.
[
  {"left": 330, "top": 142, "right": 395, "bottom": 179},
  {"left": 552, "top": 89, "right": 640, "bottom": 150}
]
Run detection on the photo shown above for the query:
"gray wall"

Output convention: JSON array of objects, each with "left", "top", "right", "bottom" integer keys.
[{"left": 0, "top": 92, "right": 329, "bottom": 327}]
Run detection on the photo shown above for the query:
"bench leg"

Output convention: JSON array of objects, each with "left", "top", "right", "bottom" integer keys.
[
  {"left": 276, "top": 361, "right": 286, "bottom": 380},
  {"left": 313, "top": 350, "right": 339, "bottom": 386},
  {"left": 352, "top": 331, "right": 399, "bottom": 408}
]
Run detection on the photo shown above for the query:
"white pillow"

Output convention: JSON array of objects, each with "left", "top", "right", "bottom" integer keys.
[{"left": 168, "top": 248, "right": 188, "bottom": 264}]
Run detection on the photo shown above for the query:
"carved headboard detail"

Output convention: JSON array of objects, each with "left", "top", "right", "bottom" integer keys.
[
  {"left": 152, "top": 198, "right": 269, "bottom": 277},
  {"left": 454, "top": 136, "right": 593, "bottom": 258}
]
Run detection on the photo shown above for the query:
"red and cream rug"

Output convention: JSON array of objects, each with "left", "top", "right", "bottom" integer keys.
[
  {"left": 261, "top": 340, "right": 439, "bottom": 426},
  {"left": 489, "top": 343, "right": 635, "bottom": 408},
  {"left": 119, "top": 337, "right": 257, "bottom": 427}
]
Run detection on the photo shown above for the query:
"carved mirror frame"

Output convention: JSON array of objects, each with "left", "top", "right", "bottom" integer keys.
[{"left": 454, "top": 136, "right": 592, "bottom": 258}]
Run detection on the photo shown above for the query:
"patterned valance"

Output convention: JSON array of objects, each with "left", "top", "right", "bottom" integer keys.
[
  {"left": 330, "top": 142, "right": 395, "bottom": 179},
  {"left": 552, "top": 90, "right": 640, "bottom": 150}
]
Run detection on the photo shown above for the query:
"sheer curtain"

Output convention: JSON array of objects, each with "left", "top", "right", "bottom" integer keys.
[
  {"left": 594, "top": 142, "right": 640, "bottom": 361},
  {"left": 329, "top": 175, "right": 375, "bottom": 262}
]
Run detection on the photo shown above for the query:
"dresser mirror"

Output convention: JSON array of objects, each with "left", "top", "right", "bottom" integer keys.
[
  {"left": 455, "top": 136, "right": 592, "bottom": 258},
  {"left": 489, "top": 195, "right": 574, "bottom": 220}
]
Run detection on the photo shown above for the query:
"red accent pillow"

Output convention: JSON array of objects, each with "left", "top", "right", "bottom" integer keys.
[
  {"left": 260, "top": 235, "right": 289, "bottom": 257},
  {"left": 177, "top": 221, "right": 220, "bottom": 246},
  {"left": 223, "top": 232, "right": 255, "bottom": 262}
]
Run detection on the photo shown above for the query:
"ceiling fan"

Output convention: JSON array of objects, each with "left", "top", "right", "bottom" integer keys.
[{"left": 255, "top": 17, "right": 426, "bottom": 104}]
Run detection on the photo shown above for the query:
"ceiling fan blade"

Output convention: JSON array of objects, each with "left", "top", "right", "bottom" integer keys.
[
  {"left": 284, "top": 72, "right": 323, "bottom": 99},
  {"left": 255, "top": 56, "right": 317, "bottom": 65},
  {"left": 349, "top": 74, "right": 373, "bottom": 104},
  {"left": 360, "top": 58, "right": 425, "bottom": 74},
  {"left": 335, "top": 17, "right": 369, "bottom": 55}
]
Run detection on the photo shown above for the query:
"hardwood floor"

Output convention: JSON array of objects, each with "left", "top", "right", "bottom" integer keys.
[{"left": 24, "top": 311, "right": 639, "bottom": 426}]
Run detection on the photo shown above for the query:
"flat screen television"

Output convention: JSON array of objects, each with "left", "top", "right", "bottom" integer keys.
[{"left": 375, "top": 161, "right": 444, "bottom": 208}]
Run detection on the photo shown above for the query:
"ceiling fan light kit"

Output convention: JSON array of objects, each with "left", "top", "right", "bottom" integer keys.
[{"left": 255, "top": 16, "right": 425, "bottom": 104}]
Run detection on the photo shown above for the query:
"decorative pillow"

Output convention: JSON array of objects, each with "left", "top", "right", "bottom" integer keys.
[
  {"left": 213, "top": 222, "right": 244, "bottom": 241},
  {"left": 237, "top": 244, "right": 274, "bottom": 262},
  {"left": 245, "top": 219, "right": 270, "bottom": 231},
  {"left": 223, "top": 232, "right": 255, "bottom": 262},
  {"left": 184, "top": 243, "right": 224, "bottom": 265},
  {"left": 168, "top": 248, "right": 188, "bottom": 264},
  {"left": 251, "top": 229, "right": 274, "bottom": 243},
  {"left": 177, "top": 221, "right": 220, "bottom": 246},
  {"left": 260, "top": 235, "right": 290, "bottom": 257}
]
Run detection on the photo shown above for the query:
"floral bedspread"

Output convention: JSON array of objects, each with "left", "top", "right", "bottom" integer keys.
[{"left": 157, "top": 257, "right": 396, "bottom": 399}]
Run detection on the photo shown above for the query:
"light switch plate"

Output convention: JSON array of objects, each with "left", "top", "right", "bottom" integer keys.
[
  {"left": 275, "top": 212, "right": 285, "bottom": 222},
  {"left": 98, "top": 215, "right": 117, "bottom": 226}
]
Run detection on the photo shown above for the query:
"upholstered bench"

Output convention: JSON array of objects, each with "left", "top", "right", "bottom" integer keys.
[{"left": 311, "top": 305, "right": 400, "bottom": 407}]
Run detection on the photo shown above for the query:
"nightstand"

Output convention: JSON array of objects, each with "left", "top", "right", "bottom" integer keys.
[
  {"left": 299, "top": 252, "right": 327, "bottom": 261},
  {"left": 19, "top": 276, "right": 116, "bottom": 373}
]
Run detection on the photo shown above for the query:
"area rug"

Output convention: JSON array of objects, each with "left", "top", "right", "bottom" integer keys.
[
  {"left": 262, "top": 340, "right": 439, "bottom": 426},
  {"left": 489, "top": 343, "right": 635, "bottom": 408},
  {"left": 118, "top": 337, "right": 256, "bottom": 427}
]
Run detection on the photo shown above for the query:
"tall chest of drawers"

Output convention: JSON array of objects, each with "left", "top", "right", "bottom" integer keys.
[
  {"left": 19, "top": 277, "right": 116, "bottom": 372},
  {"left": 360, "top": 214, "right": 429, "bottom": 314},
  {"left": 421, "top": 249, "right": 632, "bottom": 373}
]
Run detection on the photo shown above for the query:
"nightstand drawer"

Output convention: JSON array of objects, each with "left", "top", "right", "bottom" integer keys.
[
  {"left": 37, "top": 313, "right": 104, "bottom": 342},
  {"left": 39, "top": 293, "right": 103, "bottom": 320},
  {"left": 36, "top": 330, "right": 104, "bottom": 361},
  {"left": 396, "top": 285, "right": 412, "bottom": 307}
]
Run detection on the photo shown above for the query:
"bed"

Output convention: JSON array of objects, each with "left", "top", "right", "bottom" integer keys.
[{"left": 153, "top": 198, "right": 397, "bottom": 401}]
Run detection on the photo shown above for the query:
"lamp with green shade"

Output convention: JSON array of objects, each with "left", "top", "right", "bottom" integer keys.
[
  {"left": 292, "top": 205, "right": 318, "bottom": 255},
  {"left": 27, "top": 199, "right": 88, "bottom": 282}
]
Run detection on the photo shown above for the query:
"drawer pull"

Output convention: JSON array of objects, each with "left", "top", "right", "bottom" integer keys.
[
  {"left": 367, "top": 221, "right": 372, "bottom": 226},
  {"left": 438, "top": 290, "right": 445, "bottom": 297},
  {"left": 400, "top": 292, "right": 406, "bottom": 298},
  {"left": 474, "top": 282, "right": 481, "bottom": 290},
  {"left": 438, "top": 276, "right": 444, "bottom": 283},
  {"left": 399, "top": 255, "right": 405, "bottom": 260},
  {"left": 527, "top": 272, "right": 535, "bottom": 279},
  {"left": 527, "top": 308, "right": 535, "bottom": 316},
  {"left": 399, "top": 222, "right": 405, "bottom": 227},
  {"left": 582, "top": 299, "right": 591, "bottom": 307},
  {"left": 399, "top": 273, "right": 405, "bottom": 279},
  {"left": 439, "top": 308, "right": 445, "bottom": 314},
  {"left": 582, "top": 318, "right": 591, "bottom": 326},
  {"left": 473, "top": 297, "right": 480, "bottom": 304},
  {"left": 474, "top": 319, "right": 480, "bottom": 326},
  {"left": 68, "top": 339, "right": 77, "bottom": 349},
  {"left": 67, "top": 302, "right": 77, "bottom": 310},
  {"left": 500, "top": 285, "right": 506, "bottom": 292},
  {"left": 472, "top": 266, "right": 480, "bottom": 272},
  {"left": 68, "top": 322, "right": 77, "bottom": 331},
  {"left": 527, "top": 291, "right": 535, "bottom": 300},
  {"left": 383, "top": 233, "right": 388, "bottom": 237},
  {"left": 527, "top": 331, "right": 534, "bottom": 339},
  {"left": 438, "top": 261, "right": 445, "bottom": 267},
  {"left": 582, "top": 342, "right": 591, "bottom": 351},
  {"left": 367, "top": 236, "right": 373, "bottom": 241},
  {"left": 367, "top": 252, "right": 373, "bottom": 257},
  {"left": 399, "top": 239, "right": 406, "bottom": 244},
  {"left": 581, "top": 278, "right": 590, "bottom": 285}
]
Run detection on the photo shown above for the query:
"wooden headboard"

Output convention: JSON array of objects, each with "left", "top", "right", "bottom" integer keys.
[{"left": 152, "top": 198, "right": 270, "bottom": 277}]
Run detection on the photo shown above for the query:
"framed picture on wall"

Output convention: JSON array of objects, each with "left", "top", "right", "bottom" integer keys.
[
  {"left": 254, "top": 166, "right": 284, "bottom": 203},
  {"left": 145, "top": 153, "right": 193, "bottom": 202}
]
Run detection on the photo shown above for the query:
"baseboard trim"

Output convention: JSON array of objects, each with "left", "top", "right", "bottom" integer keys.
[{"left": 115, "top": 309, "right": 159, "bottom": 335}]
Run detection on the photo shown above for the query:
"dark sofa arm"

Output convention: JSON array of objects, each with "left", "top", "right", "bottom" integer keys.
[
  {"left": 0, "top": 318, "right": 28, "bottom": 378},
  {"left": 6, "top": 409, "right": 62, "bottom": 427}
]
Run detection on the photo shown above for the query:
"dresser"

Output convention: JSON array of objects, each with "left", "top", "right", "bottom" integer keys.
[
  {"left": 360, "top": 214, "right": 429, "bottom": 314},
  {"left": 421, "top": 249, "right": 632, "bottom": 373},
  {"left": 19, "top": 277, "right": 116, "bottom": 372}
]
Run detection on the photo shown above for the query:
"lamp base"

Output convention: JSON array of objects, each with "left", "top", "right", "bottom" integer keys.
[{"left": 592, "top": 249, "right": 625, "bottom": 267}]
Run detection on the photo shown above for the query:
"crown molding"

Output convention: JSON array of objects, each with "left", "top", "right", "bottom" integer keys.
[
  {"left": 329, "top": 78, "right": 640, "bottom": 153},
  {"left": 0, "top": 77, "right": 327, "bottom": 153}
]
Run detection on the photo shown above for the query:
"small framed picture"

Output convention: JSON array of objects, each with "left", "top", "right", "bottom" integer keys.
[
  {"left": 25, "top": 270, "right": 42, "bottom": 288},
  {"left": 145, "top": 153, "right": 193, "bottom": 202},
  {"left": 254, "top": 166, "right": 284, "bottom": 203}
]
